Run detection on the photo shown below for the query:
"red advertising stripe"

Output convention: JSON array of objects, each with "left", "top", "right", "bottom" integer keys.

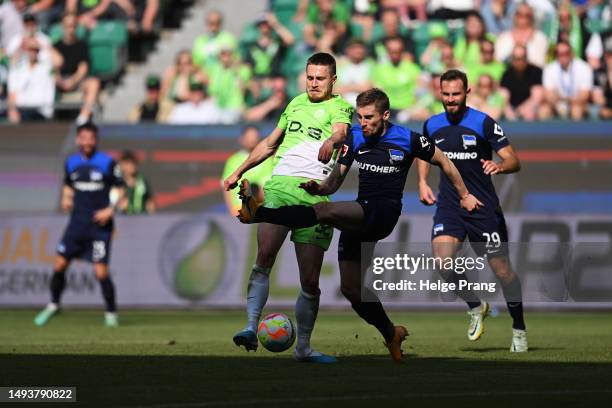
[{"left": 153, "top": 151, "right": 232, "bottom": 162}]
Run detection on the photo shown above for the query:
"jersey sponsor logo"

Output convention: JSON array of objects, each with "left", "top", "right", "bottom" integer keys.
[
  {"left": 462, "top": 134, "right": 477, "bottom": 149},
  {"left": 444, "top": 151, "right": 478, "bottom": 160},
  {"left": 73, "top": 181, "right": 105, "bottom": 191},
  {"left": 357, "top": 148, "right": 371, "bottom": 155},
  {"left": 433, "top": 224, "right": 444, "bottom": 234},
  {"left": 420, "top": 136, "right": 430, "bottom": 148},
  {"left": 494, "top": 123, "right": 504, "bottom": 137},
  {"left": 388, "top": 149, "right": 404, "bottom": 164},
  {"left": 435, "top": 138, "right": 445, "bottom": 144},
  {"left": 90, "top": 170, "right": 102, "bottom": 181},
  {"left": 287, "top": 120, "right": 323, "bottom": 140},
  {"left": 356, "top": 161, "right": 400, "bottom": 174}
]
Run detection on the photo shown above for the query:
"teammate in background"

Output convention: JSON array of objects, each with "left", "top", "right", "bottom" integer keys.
[
  {"left": 118, "top": 150, "right": 155, "bottom": 214},
  {"left": 34, "top": 123, "right": 124, "bottom": 327},
  {"left": 223, "top": 53, "right": 353, "bottom": 363},
  {"left": 237, "top": 88, "right": 482, "bottom": 362},
  {"left": 417, "top": 69, "right": 527, "bottom": 352},
  {"left": 221, "top": 126, "right": 273, "bottom": 216}
]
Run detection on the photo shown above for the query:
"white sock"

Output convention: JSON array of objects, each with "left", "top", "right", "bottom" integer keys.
[
  {"left": 295, "top": 289, "right": 320, "bottom": 354},
  {"left": 46, "top": 303, "right": 59, "bottom": 311},
  {"left": 246, "top": 265, "right": 271, "bottom": 333}
]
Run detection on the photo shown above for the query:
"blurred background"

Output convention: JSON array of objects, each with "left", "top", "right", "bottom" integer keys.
[{"left": 0, "top": 0, "right": 611, "bottom": 308}]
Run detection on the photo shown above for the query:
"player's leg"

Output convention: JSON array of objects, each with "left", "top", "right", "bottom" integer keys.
[
  {"left": 234, "top": 223, "right": 289, "bottom": 351},
  {"left": 338, "top": 233, "right": 407, "bottom": 362},
  {"left": 432, "top": 212, "right": 489, "bottom": 341},
  {"left": 292, "top": 242, "right": 336, "bottom": 362},
  {"left": 34, "top": 254, "right": 71, "bottom": 326},
  {"left": 93, "top": 262, "right": 119, "bottom": 327}
]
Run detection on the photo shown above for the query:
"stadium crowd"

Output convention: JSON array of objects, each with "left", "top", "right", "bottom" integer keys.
[{"left": 1, "top": 0, "right": 612, "bottom": 123}]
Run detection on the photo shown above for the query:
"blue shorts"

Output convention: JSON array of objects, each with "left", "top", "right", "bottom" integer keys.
[
  {"left": 57, "top": 218, "right": 113, "bottom": 264},
  {"left": 338, "top": 198, "right": 401, "bottom": 262},
  {"left": 431, "top": 206, "right": 509, "bottom": 258}
]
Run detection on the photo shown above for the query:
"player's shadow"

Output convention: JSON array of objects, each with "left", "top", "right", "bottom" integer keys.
[
  {"left": 3, "top": 353, "right": 611, "bottom": 407},
  {"left": 459, "top": 346, "right": 564, "bottom": 353}
]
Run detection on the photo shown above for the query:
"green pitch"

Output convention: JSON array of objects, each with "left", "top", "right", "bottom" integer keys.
[{"left": 1, "top": 310, "right": 611, "bottom": 407}]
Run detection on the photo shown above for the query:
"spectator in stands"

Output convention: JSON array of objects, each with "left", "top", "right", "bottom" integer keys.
[
  {"left": 419, "top": 22, "right": 450, "bottom": 73},
  {"left": 129, "top": 74, "right": 168, "bottom": 122},
  {"left": 207, "top": 46, "right": 250, "bottom": 124},
  {"left": 29, "top": 0, "right": 64, "bottom": 30},
  {"left": 370, "top": 7, "right": 415, "bottom": 63},
  {"left": 495, "top": 3, "right": 549, "bottom": 68},
  {"left": 51, "top": 13, "right": 101, "bottom": 125},
  {"left": 6, "top": 13, "right": 52, "bottom": 65},
  {"left": 167, "top": 80, "right": 222, "bottom": 124},
  {"left": 160, "top": 50, "right": 207, "bottom": 104},
  {"left": 127, "top": 0, "right": 160, "bottom": 34},
  {"left": 243, "top": 76, "right": 287, "bottom": 122},
  {"left": 453, "top": 11, "right": 488, "bottom": 69},
  {"left": 397, "top": 72, "right": 444, "bottom": 121},
  {"left": 427, "top": 0, "right": 477, "bottom": 20},
  {"left": 303, "top": 0, "right": 349, "bottom": 53},
  {"left": 335, "top": 39, "right": 373, "bottom": 106},
  {"left": 67, "top": 0, "right": 133, "bottom": 29},
  {"left": 380, "top": 0, "right": 427, "bottom": 22},
  {"left": 467, "top": 39, "right": 505, "bottom": 85},
  {"left": 552, "top": 3, "right": 591, "bottom": 60},
  {"left": 192, "top": 10, "right": 237, "bottom": 70},
  {"left": 469, "top": 73, "right": 508, "bottom": 120},
  {"left": 118, "top": 150, "right": 155, "bottom": 214},
  {"left": 371, "top": 36, "right": 421, "bottom": 111},
  {"left": 221, "top": 125, "right": 273, "bottom": 216},
  {"left": 500, "top": 45, "right": 543, "bottom": 121},
  {"left": 481, "top": 0, "right": 514, "bottom": 34},
  {"left": 593, "top": 44, "right": 612, "bottom": 119},
  {"left": 7, "top": 38, "right": 55, "bottom": 123},
  {"left": 350, "top": 0, "right": 378, "bottom": 42},
  {"left": 541, "top": 41, "right": 593, "bottom": 120},
  {"left": 245, "top": 12, "right": 294, "bottom": 79},
  {"left": 440, "top": 41, "right": 463, "bottom": 71},
  {"left": 0, "top": 0, "right": 27, "bottom": 54}
]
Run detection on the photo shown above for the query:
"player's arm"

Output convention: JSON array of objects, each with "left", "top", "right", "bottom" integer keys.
[
  {"left": 318, "top": 122, "right": 350, "bottom": 163},
  {"left": 417, "top": 158, "right": 436, "bottom": 205},
  {"left": 224, "top": 127, "right": 285, "bottom": 190},
  {"left": 300, "top": 162, "right": 350, "bottom": 196},
  {"left": 481, "top": 145, "right": 521, "bottom": 175},
  {"left": 428, "top": 147, "right": 483, "bottom": 212},
  {"left": 60, "top": 185, "right": 74, "bottom": 213}
]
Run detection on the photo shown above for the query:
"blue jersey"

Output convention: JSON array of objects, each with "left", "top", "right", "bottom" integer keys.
[
  {"left": 339, "top": 123, "right": 435, "bottom": 202},
  {"left": 63, "top": 150, "right": 122, "bottom": 221},
  {"left": 424, "top": 107, "right": 510, "bottom": 218}
]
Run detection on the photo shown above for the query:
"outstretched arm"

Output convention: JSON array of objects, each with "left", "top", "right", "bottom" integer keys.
[
  {"left": 300, "top": 163, "right": 350, "bottom": 196},
  {"left": 224, "top": 127, "right": 284, "bottom": 190},
  {"left": 428, "top": 147, "right": 483, "bottom": 212}
]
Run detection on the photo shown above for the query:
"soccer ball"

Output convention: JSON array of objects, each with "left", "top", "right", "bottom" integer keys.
[{"left": 257, "top": 313, "right": 296, "bottom": 352}]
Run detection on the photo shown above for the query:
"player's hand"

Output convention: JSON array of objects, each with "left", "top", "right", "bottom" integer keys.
[
  {"left": 60, "top": 197, "right": 73, "bottom": 213},
  {"left": 223, "top": 173, "right": 240, "bottom": 191},
  {"left": 460, "top": 193, "right": 484, "bottom": 213},
  {"left": 481, "top": 159, "right": 502, "bottom": 175},
  {"left": 418, "top": 183, "right": 436, "bottom": 206},
  {"left": 318, "top": 139, "right": 335, "bottom": 163},
  {"left": 299, "top": 180, "right": 323, "bottom": 195},
  {"left": 93, "top": 207, "right": 114, "bottom": 226}
]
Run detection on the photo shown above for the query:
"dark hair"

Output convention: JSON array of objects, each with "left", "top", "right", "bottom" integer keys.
[
  {"left": 120, "top": 150, "right": 138, "bottom": 163},
  {"left": 76, "top": 122, "right": 98, "bottom": 135},
  {"left": 440, "top": 69, "right": 469, "bottom": 91},
  {"left": 356, "top": 88, "right": 390, "bottom": 113},
  {"left": 241, "top": 124, "right": 260, "bottom": 135},
  {"left": 465, "top": 10, "right": 487, "bottom": 40},
  {"left": 306, "top": 52, "right": 336, "bottom": 75}
]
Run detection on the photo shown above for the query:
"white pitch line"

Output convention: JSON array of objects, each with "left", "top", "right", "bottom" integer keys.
[{"left": 124, "top": 389, "right": 612, "bottom": 408}]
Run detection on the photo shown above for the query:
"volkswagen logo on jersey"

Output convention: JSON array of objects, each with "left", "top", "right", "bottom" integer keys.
[
  {"left": 462, "top": 134, "right": 477, "bottom": 150},
  {"left": 388, "top": 149, "right": 404, "bottom": 164}
]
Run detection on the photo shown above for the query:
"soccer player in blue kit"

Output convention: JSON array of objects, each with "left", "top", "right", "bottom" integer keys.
[
  {"left": 417, "top": 70, "right": 527, "bottom": 352},
  {"left": 238, "top": 88, "right": 483, "bottom": 362},
  {"left": 34, "top": 123, "right": 124, "bottom": 327}
]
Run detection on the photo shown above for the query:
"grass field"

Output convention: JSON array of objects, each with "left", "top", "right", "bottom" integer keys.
[{"left": 1, "top": 310, "right": 611, "bottom": 407}]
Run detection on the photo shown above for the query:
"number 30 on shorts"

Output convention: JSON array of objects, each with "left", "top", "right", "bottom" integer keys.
[{"left": 482, "top": 232, "right": 501, "bottom": 248}]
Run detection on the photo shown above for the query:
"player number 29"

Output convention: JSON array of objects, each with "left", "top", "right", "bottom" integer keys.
[{"left": 483, "top": 232, "right": 501, "bottom": 248}]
